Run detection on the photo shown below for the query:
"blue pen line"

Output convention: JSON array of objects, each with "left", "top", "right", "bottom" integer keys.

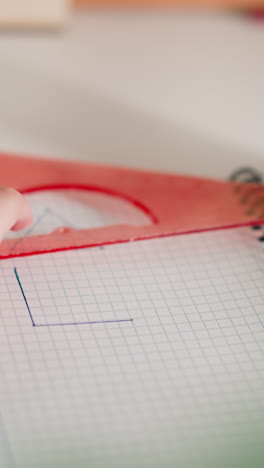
[
  {"left": 14, "top": 267, "right": 35, "bottom": 326},
  {"left": 14, "top": 268, "right": 133, "bottom": 328},
  {"left": 35, "top": 319, "right": 133, "bottom": 327}
]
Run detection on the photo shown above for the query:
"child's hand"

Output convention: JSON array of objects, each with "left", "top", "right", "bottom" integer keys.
[{"left": 0, "top": 187, "right": 32, "bottom": 241}]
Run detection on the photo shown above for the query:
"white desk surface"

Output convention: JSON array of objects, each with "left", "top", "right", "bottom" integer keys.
[{"left": 0, "top": 9, "right": 264, "bottom": 179}]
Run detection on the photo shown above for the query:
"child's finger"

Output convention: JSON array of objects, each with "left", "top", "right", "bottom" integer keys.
[{"left": 0, "top": 187, "right": 33, "bottom": 241}]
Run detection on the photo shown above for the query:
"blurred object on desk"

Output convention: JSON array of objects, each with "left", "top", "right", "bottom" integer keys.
[
  {"left": 0, "top": 0, "right": 263, "bottom": 32},
  {"left": 74, "top": 0, "right": 264, "bottom": 7},
  {"left": 248, "top": 8, "right": 264, "bottom": 19},
  {"left": 0, "top": 9, "right": 263, "bottom": 178},
  {"left": 0, "top": 0, "right": 70, "bottom": 30}
]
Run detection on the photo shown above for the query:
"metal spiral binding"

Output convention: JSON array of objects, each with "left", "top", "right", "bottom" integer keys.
[{"left": 230, "top": 167, "right": 264, "bottom": 241}]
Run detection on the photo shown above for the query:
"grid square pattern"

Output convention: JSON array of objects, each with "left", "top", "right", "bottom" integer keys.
[
  {"left": 0, "top": 227, "right": 264, "bottom": 468},
  {"left": 13, "top": 256, "right": 133, "bottom": 326}
]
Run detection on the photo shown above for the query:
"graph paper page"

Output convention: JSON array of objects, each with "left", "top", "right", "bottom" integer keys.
[{"left": 1, "top": 227, "right": 264, "bottom": 468}]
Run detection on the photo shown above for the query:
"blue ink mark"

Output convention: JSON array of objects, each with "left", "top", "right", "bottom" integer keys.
[
  {"left": 14, "top": 268, "right": 35, "bottom": 326},
  {"left": 35, "top": 319, "right": 133, "bottom": 327},
  {"left": 48, "top": 209, "right": 74, "bottom": 229},
  {"left": 14, "top": 268, "right": 133, "bottom": 328}
]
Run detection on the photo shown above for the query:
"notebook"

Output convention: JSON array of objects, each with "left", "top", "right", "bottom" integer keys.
[{"left": 1, "top": 167, "right": 264, "bottom": 468}]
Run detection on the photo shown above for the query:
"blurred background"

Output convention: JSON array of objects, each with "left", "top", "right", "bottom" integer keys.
[{"left": 0, "top": 1, "right": 264, "bottom": 179}]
